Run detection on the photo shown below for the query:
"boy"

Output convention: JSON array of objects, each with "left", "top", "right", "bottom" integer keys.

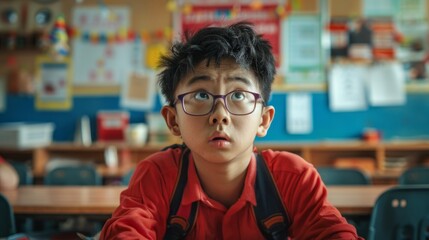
[{"left": 100, "top": 22, "right": 362, "bottom": 239}]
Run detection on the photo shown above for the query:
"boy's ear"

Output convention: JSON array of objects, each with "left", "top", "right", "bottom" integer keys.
[
  {"left": 161, "top": 105, "right": 181, "bottom": 136},
  {"left": 257, "top": 106, "right": 275, "bottom": 137}
]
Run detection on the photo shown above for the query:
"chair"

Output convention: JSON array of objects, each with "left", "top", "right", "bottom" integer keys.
[
  {"left": 43, "top": 164, "right": 103, "bottom": 235},
  {"left": 317, "top": 167, "right": 371, "bottom": 185},
  {"left": 10, "top": 161, "right": 33, "bottom": 185},
  {"left": 317, "top": 167, "right": 371, "bottom": 238},
  {"left": 399, "top": 167, "right": 429, "bottom": 185},
  {"left": 0, "top": 193, "right": 16, "bottom": 238},
  {"left": 121, "top": 168, "right": 135, "bottom": 185},
  {"left": 368, "top": 185, "right": 429, "bottom": 240},
  {"left": 44, "top": 164, "right": 102, "bottom": 186}
]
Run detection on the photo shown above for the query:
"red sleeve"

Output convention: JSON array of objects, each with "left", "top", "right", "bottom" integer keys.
[
  {"left": 264, "top": 150, "right": 363, "bottom": 240},
  {"left": 100, "top": 150, "right": 180, "bottom": 240}
]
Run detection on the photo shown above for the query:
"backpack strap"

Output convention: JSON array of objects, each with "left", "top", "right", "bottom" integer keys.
[
  {"left": 164, "top": 146, "right": 199, "bottom": 240},
  {"left": 254, "top": 153, "right": 290, "bottom": 240}
]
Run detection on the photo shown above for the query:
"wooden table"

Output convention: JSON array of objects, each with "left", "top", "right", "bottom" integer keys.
[
  {"left": 1, "top": 186, "right": 126, "bottom": 216},
  {"left": 327, "top": 185, "right": 393, "bottom": 215},
  {"left": 0, "top": 185, "right": 394, "bottom": 216}
]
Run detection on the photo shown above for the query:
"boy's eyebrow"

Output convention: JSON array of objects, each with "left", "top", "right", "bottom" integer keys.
[
  {"left": 186, "top": 75, "right": 252, "bottom": 86},
  {"left": 186, "top": 75, "right": 211, "bottom": 86},
  {"left": 227, "top": 76, "right": 252, "bottom": 86}
]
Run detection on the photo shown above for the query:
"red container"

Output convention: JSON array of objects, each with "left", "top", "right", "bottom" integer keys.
[{"left": 97, "top": 111, "right": 129, "bottom": 141}]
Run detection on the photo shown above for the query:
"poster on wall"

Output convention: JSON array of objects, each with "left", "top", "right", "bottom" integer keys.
[
  {"left": 71, "top": 7, "right": 131, "bottom": 89},
  {"left": 286, "top": 92, "right": 313, "bottom": 134},
  {"left": 72, "top": 40, "right": 131, "bottom": 86},
  {"left": 328, "top": 64, "right": 367, "bottom": 112},
  {"left": 35, "top": 57, "right": 72, "bottom": 110},
  {"left": 173, "top": 4, "right": 281, "bottom": 65},
  {"left": 281, "top": 14, "right": 323, "bottom": 84},
  {"left": 120, "top": 70, "right": 156, "bottom": 110},
  {"left": 368, "top": 62, "right": 406, "bottom": 106}
]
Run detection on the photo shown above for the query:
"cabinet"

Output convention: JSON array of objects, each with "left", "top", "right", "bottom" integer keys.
[{"left": 1, "top": 141, "right": 429, "bottom": 185}]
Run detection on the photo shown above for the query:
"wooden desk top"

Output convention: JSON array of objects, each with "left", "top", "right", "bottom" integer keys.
[
  {"left": 326, "top": 185, "right": 393, "bottom": 215},
  {"left": 1, "top": 186, "right": 126, "bottom": 215},
  {"left": 0, "top": 185, "right": 394, "bottom": 216}
]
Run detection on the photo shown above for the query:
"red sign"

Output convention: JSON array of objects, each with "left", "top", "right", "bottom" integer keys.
[{"left": 177, "top": 5, "right": 281, "bottom": 66}]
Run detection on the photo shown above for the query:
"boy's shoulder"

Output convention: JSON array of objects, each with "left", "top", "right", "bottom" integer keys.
[
  {"left": 135, "top": 146, "right": 183, "bottom": 176},
  {"left": 144, "top": 145, "right": 182, "bottom": 162},
  {"left": 259, "top": 149, "right": 314, "bottom": 176}
]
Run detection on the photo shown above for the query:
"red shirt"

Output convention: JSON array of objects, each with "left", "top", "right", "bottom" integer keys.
[{"left": 100, "top": 148, "right": 362, "bottom": 239}]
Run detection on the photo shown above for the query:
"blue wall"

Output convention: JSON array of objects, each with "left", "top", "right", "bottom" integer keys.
[
  {"left": 266, "top": 92, "right": 429, "bottom": 142},
  {"left": 1, "top": 91, "right": 429, "bottom": 143}
]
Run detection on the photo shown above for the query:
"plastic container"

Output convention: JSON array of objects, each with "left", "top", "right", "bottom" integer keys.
[{"left": 0, "top": 122, "right": 54, "bottom": 148}]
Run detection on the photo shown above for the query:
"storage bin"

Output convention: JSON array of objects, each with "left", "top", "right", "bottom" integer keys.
[{"left": 0, "top": 123, "right": 54, "bottom": 148}]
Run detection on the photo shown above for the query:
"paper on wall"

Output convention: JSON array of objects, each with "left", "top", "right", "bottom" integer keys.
[
  {"left": 368, "top": 62, "right": 406, "bottom": 106},
  {"left": 120, "top": 70, "right": 156, "bottom": 110},
  {"left": 72, "top": 39, "right": 132, "bottom": 86},
  {"left": 72, "top": 7, "right": 132, "bottom": 86},
  {"left": 286, "top": 93, "right": 313, "bottom": 134},
  {"left": 329, "top": 64, "right": 367, "bottom": 111}
]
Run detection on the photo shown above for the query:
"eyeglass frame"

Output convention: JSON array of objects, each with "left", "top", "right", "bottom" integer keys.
[{"left": 173, "top": 90, "right": 265, "bottom": 116}]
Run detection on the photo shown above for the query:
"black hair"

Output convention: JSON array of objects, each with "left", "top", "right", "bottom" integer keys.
[{"left": 157, "top": 21, "right": 276, "bottom": 105}]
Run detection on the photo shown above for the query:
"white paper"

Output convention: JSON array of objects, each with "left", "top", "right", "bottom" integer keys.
[
  {"left": 72, "top": 7, "right": 132, "bottom": 86},
  {"left": 287, "top": 93, "right": 313, "bottom": 134},
  {"left": 72, "top": 39, "right": 132, "bottom": 86},
  {"left": 131, "top": 38, "right": 146, "bottom": 72},
  {"left": 368, "top": 62, "right": 406, "bottom": 106},
  {"left": 329, "top": 64, "right": 367, "bottom": 111}
]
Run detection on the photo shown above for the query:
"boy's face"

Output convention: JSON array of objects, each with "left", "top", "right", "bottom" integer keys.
[{"left": 162, "top": 58, "right": 275, "bottom": 164}]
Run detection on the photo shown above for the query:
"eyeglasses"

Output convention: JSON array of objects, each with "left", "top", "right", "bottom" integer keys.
[{"left": 174, "top": 90, "right": 264, "bottom": 116}]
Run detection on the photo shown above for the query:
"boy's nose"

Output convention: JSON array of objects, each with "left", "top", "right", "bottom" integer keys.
[{"left": 209, "top": 100, "right": 230, "bottom": 125}]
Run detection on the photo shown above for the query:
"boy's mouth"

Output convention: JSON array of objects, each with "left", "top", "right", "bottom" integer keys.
[
  {"left": 212, "top": 137, "right": 227, "bottom": 141},
  {"left": 209, "top": 132, "right": 231, "bottom": 142}
]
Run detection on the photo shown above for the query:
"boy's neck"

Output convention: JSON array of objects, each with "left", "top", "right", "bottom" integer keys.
[{"left": 193, "top": 152, "right": 253, "bottom": 208}]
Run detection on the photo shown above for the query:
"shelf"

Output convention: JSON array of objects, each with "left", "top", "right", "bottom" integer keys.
[{"left": 2, "top": 140, "right": 429, "bottom": 185}]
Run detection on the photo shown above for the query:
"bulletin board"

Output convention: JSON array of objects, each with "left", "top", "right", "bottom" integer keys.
[
  {"left": 60, "top": 0, "right": 171, "bottom": 95},
  {"left": 322, "top": 0, "right": 429, "bottom": 91}
]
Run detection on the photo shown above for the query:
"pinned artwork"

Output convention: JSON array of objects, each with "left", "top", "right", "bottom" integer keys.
[
  {"left": 35, "top": 56, "right": 72, "bottom": 110},
  {"left": 120, "top": 70, "right": 156, "bottom": 110},
  {"left": 72, "top": 7, "right": 131, "bottom": 90}
]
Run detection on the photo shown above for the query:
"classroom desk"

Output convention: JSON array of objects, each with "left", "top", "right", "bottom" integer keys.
[
  {"left": 0, "top": 185, "right": 394, "bottom": 216},
  {"left": 326, "top": 185, "right": 393, "bottom": 215},
  {"left": 1, "top": 186, "right": 126, "bottom": 216}
]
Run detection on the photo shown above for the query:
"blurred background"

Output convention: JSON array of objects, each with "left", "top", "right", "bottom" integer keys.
[{"left": 0, "top": 0, "right": 428, "bottom": 144}]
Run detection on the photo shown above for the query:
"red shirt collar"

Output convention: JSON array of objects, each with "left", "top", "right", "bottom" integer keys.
[{"left": 181, "top": 153, "right": 257, "bottom": 207}]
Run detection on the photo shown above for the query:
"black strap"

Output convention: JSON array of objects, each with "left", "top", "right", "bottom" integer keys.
[
  {"left": 164, "top": 147, "right": 199, "bottom": 240},
  {"left": 254, "top": 153, "right": 289, "bottom": 240}
]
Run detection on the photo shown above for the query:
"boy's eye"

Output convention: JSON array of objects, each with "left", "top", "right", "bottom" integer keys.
[
  {"left": 230, "top": 91, "right": 246, "bottom": 101},
  {"left": 193, "top": 91, "right": 210, "bottom": 101}
]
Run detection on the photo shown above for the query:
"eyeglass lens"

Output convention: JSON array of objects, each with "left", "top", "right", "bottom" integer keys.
[{"left": 181, "top": 91, "right": 259, "bottom": 116}]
